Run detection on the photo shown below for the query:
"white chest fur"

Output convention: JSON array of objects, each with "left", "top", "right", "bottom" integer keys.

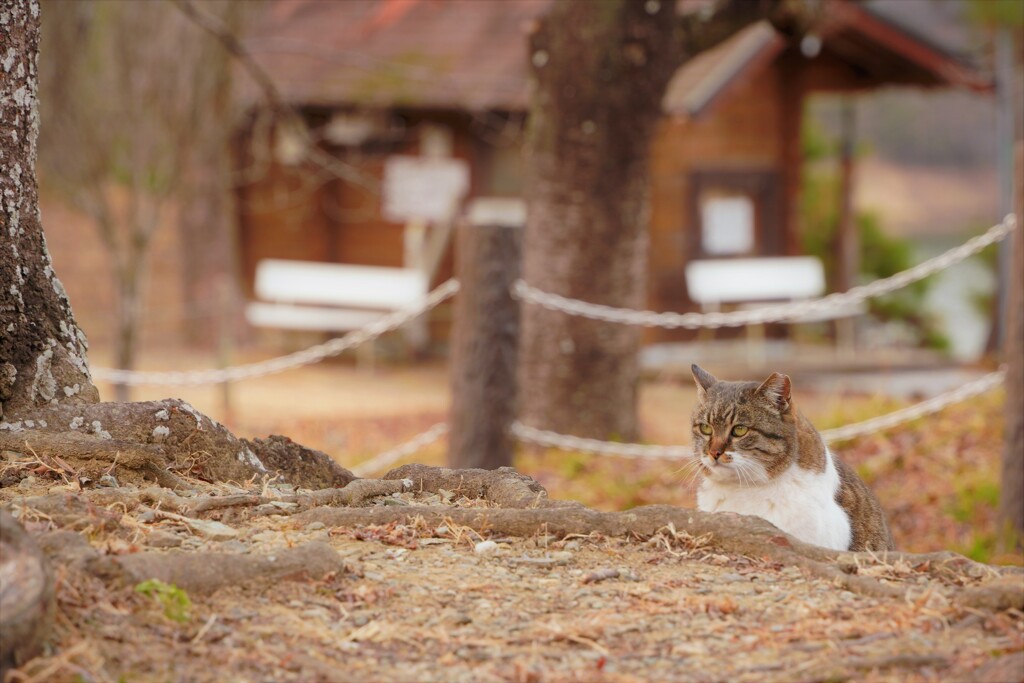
[{"left": 697, "top": 448, "right": 852, "bottom": 551}]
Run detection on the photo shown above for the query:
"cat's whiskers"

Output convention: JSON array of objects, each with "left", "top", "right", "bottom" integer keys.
[
  {"left": 732, "top": 457, "right": 754, "bottom": 488},
  {"left": 729, "top": 454, "right": 766, "bottom": 488},
  {"left": 675, "top": 457, "right": 705, "bottom": 488}
]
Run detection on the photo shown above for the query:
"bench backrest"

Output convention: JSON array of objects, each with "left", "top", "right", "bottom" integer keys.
[
  {"left": 254, "top": 259, "right": 428, "bottom": 310},
  {"left": 685, "top": 256, "right": 825, "bottom": 305}
]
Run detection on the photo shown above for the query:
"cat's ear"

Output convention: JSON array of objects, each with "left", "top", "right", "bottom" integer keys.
[
  {"left": 691, "top": 364, "right": 718, "bottom": 398},
  {"left": 756, "top": 372, "right": 792, "bottom": 413}
]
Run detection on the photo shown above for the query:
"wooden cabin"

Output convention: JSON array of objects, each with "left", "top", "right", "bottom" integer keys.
[{"left": 236, "top": 0, "right": 989, "bottom": 344}]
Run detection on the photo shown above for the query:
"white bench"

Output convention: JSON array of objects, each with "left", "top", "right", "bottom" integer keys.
[
  {"left": 684, "top": 256, "right": 865, "bottom": 359},
  {"left": 246, "top": 259, "right": 429, "bottom": 363}
]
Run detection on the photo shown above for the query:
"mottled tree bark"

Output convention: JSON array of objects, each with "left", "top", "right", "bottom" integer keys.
[
  {"left": 0, "top": 0, "right": 320, "bottom": 489},
  {"left": 519, "top": 0, "right": 682, "bottom": 440},
  {"left": 518, "top": 0, "right": 783, "bottom": 440},
  {"left": 0, "top": 0, "right": 99, "bottom": 420}
]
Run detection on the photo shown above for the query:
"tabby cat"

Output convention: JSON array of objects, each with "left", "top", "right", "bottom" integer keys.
[{"left": 690, "top": 364, "right": 894, "bottom": 552}]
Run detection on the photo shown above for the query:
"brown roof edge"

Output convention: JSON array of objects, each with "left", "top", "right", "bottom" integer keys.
[
  {"left": 825, "top": 1, "right": 994, "bottom": 92},
  {"left": 662, "top": 21, "right": 786, "bottom": 119}
]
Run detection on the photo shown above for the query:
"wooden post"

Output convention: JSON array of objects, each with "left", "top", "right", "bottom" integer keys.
[
  {"left": 448, "top": 198, "right": 524, "bottom": 469},
  {"left": 835, "top": 98, "right": 858, "bottom": 358},
  {"left": 778, "top": 52, "right": 804, "bottom": 256},
  {"left": 998, "top": 142, "right": 1023, "bottom": 549},
  {"left": 216, "top": 277, "right": 235, "bottom": 427}
]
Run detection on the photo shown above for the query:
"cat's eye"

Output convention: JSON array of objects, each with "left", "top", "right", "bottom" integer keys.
[
  {"left": 732, "top": 425, "right": 749, "bottom": 437},
  {"left": 698, "top": 423, "right": 712, "bottom": 435}
]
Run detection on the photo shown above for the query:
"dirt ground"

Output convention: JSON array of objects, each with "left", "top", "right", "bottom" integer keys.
[
  {"left": 1, "top": 347, "right": 1015, "bottom": 681},
  {"left": 3, "top": 462, "right": 1022, "bottom": 683}
]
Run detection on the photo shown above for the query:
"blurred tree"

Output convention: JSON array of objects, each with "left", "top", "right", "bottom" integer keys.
[
  {"left": 966, "top": 0, "right": 1023, "bottom": 547},
  {"left": 174, "top": 3, "right": 248, "bottom": 348},
  {"left": 518, "top": 0, "right": 798, "bottom": 439},
  {"left": 1002, "top": 143, "right": 1023, "bottom": 551},
  {"left": 36, "top": 0, "right": 247, "bottom": 398}
]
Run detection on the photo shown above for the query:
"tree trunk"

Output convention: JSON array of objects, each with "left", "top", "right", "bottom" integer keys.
[
  {"left": 0, "top": 0, "right": 99, "bottom": 421},
  {"left": 998, "top": 142, "right": 1023, "bottom": 549},
  {"left": 518, "top": 0, "right": 779, "bottom": 440},
  {"left": 519, "top": 0, "right": 683, "bottom": 440}
]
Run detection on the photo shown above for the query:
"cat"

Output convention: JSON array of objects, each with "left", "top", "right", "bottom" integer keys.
[{"left": 689, "top": 364, "right": 894, "bottom": 552}]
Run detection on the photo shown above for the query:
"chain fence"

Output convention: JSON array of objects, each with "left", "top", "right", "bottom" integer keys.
[
  {"left": 90, "top": 279, "right": 459, "bottom": 386},
  {"left": 512, "top": 215, "right": 1016, "bottom": 329},
  {"left": 92, "top": 216, "right": 1015, "bottom": 385},
  {"left": 349, "top": 366, "right": 1007, "bottom": 469},
  {"left": 509, "top": 367, "right": 1007, "bottom": 458},
  {"left": 85, "top": 219, "right": 1015, "bottom": 469}
]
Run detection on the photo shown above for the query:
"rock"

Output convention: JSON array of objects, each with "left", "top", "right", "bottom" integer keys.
[
  {"left": 145, "top": 529, "right": 183, "bottom": 548},
  {"left": 474, "top": 540, "right": 498, "bottom": 555},
  {"left": 145, "top": 508, "right": 239, "bottom": 541},
  {"left": 250, "top": 530, "right": 281, "bottom": 544},
  {"left": 0, "top": 510, "right": 54, "bottom": 676},
  {"left": 219, "top": 540, "right": 248, "bottom": 554}
]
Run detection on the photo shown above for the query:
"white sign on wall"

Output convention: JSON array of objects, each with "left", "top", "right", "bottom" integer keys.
[
  {"left": 701, "top": 194, "right": 755, "bottom": 255},
  {"left": 382, "top": 155, "right": 470, "bottom": 223}
]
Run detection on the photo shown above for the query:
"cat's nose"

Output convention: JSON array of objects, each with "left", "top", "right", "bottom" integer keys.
[{"left": 709, "top": 448, "right": 724, "bottom": 461}]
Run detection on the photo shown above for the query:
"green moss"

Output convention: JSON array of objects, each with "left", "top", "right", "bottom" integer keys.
[{"left": 135, "top": 579, "right": 191, "bottom": 623}]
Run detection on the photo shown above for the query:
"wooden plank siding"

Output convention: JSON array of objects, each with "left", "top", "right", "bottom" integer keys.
[{"left": 647, "top": 61, "right": 787, "bottom": 342}]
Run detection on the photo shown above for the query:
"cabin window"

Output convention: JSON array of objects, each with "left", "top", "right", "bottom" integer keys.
[
  {"left": 689, "top": 169, "right": 783, "bottom": 258},
  {"left": 700, "top": 190, "right": 755, "bottom": 255}
]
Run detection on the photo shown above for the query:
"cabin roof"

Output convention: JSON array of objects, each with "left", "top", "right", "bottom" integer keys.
[
  {"left": 241, "top": 0, "right": 991, "bottom": 114},
  {"left": 242, "top": 0, "right": 551, "bottom": 111}
]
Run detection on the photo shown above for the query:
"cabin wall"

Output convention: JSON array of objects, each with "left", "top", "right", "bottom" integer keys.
[
  {"left": 647, "top": 62, "right": 789, "bottom": 341},
  {"left": 235, "top": 111, "right": 482, "bottom": 347}
]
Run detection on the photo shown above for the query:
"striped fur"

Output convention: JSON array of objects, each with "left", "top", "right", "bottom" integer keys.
[{"left": 689, "top": 365, "right": 894, "bottom": 551}]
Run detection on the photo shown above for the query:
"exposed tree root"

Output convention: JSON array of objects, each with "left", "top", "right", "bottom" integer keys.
[
  {"left": 383, "top": 463, "right": 552, "bottom": 508},
  {"left": 292, "top": 502, "right": 1022, "bottom": 610},
  {"left": 0, "top": 430, "right": 189, "bottom": 490},
  {"left": 954, "top": 651, "right": 1024, "bottom": 683},
  {"left": 2, "top": 400, "right": 352, "bottom": 489},
  {"left": 245, "top": 435, "right": 355, "bottom": 489},
  {"left": 290, "top": 478, "right": 412, "bottom": 508},
  {"left": 5, "top": 441, "right": 1020, "bottom": 617},
  {"left": 88, "top": 541, "right": 343, "bottom": 595},
  {"left": 8, "top": 479, "right": 413, "bottom": 522},
  {"left": 0, "top": 510, "right": 54, "bottom": 677},
  {"left": 7, "top": 490, "right": 127, "bottom": 531},
  {"left": 956, "top": 576, "right": 1024, "bottom": 611}
]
